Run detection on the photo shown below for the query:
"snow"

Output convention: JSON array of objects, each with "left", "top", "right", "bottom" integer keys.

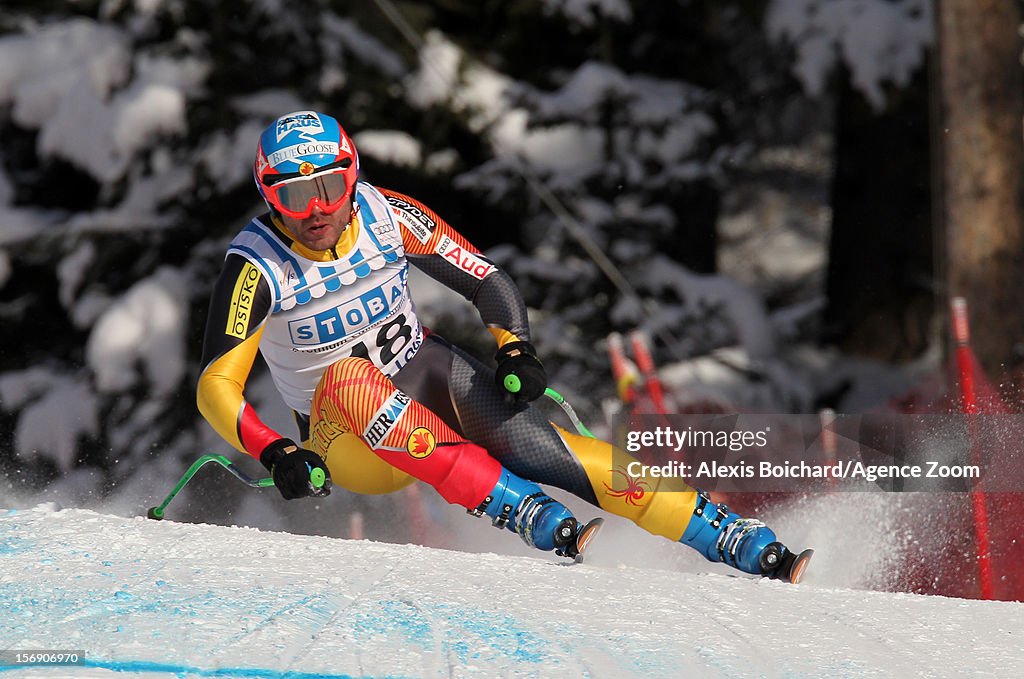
[
  {"left": 56, "top": 242, "right": 96, "bottom": 311},
  {"left": 621, "top": 255, "right": 778, "bottom": 360},
  {"left": 424, "top": 148, "right": 459, "bottom": 174},
  {"left": 398, "top": 24, "right": 719, "bottom": 216},
  {"left": 0, "top": 368, "right": 100, "bottom": 473},
  {"left": 656, "top": 342, "right": 936, "bottom": 415},
  {"left": 543, "top": 0, "right": 634, "bottom": 27},
  {"left": 0, "top": 250, "right": 9, "bottom": 289},
  {"left": 353, "top": 130, "right": 423, "bottom": 168},
  {"left": 321, "top": 14, "right": 406, "bottom": 80},
  {"left": 0, "top": 19, "right": 206, "bottom": 184},
  {"left": 509, "top": 61, "right": 716, "bottom": 182},
  {"left": 0, "top": 504, "right": 1020, "bottom": 678},
  {"left": 0, "top": 20, "right": 130, "bottom": 129},
  {"left": 0, "top": 164, "right": 13, "bottom": 206},
  {"left": 505, "top": 118, "right": 607, "bottom": 176},
  {"left": 404, "top": 30, "right": 462, "bottom": 110},
  {"left": 767, "top": 0, "right": 933, "bottom": 110},
  {"left": 85, "top": 267, "right": 188, "bottom": 396},
  {"left": 0, "top": 368, "right": 102, "bottom": 475},
  {"left": 531, "top": 62, "right": 705, "bottom": 127},
  {"left": 0, "top": 368, "right": 59, "bottom": 412},
  {"left": 196, "top": 121, "right": 267, "bottom": 193},
  {"left": 233, "top": 90, "right": 308, "bottom": 119},
  {"left": 11, "top": 380, "right": 98, "bottom": 473},
  {"left": 0, "top": 208, "right": 58, "bottom": 247}
]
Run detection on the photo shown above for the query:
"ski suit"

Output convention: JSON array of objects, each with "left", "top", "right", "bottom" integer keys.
[{"left": 197, "top": 181, "right": 698, "bottom": 542}]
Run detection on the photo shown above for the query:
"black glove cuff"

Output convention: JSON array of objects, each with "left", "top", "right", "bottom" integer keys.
[
  {"left": 495, "top": 341, "right": 540, "bottom": 364},
  {"left": 259, "top": 438, "right": 298, "bottom": 472}
]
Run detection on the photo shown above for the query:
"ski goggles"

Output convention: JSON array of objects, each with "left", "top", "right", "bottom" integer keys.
[{"left": 261, "top": 163, "right": 353, "bottom": 219}]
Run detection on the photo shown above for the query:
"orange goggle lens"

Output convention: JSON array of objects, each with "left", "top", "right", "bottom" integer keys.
[{"left": 263, "top": 172, "right": 350, "bottom": 219}]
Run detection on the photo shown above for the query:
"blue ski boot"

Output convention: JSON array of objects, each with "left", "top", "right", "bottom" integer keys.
[
  {"left": 681, "top": 492, "right": 812, "bottom": 583},
  {"left": 470, "top": 469, "right": 603, "bottom": 561}
]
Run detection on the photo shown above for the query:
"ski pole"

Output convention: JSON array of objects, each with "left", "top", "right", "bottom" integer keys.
[
  {"left": 502, "top": 376, "right": 596, "bottom": 439},
  {"left": 544, "top": 387, "right": 596, "bottom": 438},
  {"left": 146, "top": 454, "right": 326, "bottom": 520}
]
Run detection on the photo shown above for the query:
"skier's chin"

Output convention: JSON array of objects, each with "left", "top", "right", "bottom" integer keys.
[{"left": 300, "top": 223, "right": 342, "bottom": 251}]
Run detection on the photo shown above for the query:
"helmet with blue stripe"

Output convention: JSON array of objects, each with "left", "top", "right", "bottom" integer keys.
[{"left": 253, "top": 111, "right": 359, "bottom": 219}]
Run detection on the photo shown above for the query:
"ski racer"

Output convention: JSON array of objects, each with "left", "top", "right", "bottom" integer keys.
[{"left": 196, "top": 110, "right": 810, "bottom": 580}]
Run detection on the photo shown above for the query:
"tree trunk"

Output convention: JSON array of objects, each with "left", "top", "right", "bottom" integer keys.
[
  {"left": 936, "top": 0, "right": 1024, "bottom": 384},
  {"left": 825, "top": 63, "right": 933, "bottom": 362}
]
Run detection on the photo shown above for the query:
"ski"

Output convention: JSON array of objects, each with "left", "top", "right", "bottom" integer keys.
[
  {"left": 774, "top": 548, "right": 814, "bottom": 584},
  {"left": 558, "top": 517, "right": 605, "bottom": 564}
]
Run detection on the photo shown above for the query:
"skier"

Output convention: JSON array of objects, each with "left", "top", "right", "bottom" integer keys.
[{"left": 197, "top": 110, "right": 811, "bottom": 580}]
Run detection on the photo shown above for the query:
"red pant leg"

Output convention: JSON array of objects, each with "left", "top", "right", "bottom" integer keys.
[{"left": 311, "top": 357, "right": 501, "bottom": 508}]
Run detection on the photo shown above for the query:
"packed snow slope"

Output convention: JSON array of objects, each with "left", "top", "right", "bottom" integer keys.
[{"left": 0, "top": 505, "right": 1021, "bottom": 679}]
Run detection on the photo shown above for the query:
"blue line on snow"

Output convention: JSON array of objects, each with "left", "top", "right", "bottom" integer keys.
[{"left": 0, "top": 659, "right": 406, "bottom": 679}]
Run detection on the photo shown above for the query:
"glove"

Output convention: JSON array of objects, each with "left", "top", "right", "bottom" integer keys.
[
  {"left": 494, "top": 341, "right": 547, "bottom": 402},
  {"left": 259, "top": 438, "right": 332, "bottom": 500}
]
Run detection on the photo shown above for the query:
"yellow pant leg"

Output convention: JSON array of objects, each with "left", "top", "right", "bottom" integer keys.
[
  {"left": 552, "top": 424, "right": 697, "bottom": 542},
  {"left": 307, "top": 431, "right": 417, "bottom": 496}
]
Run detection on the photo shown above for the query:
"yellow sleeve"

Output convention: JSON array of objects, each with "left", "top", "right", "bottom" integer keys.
[
  {"left": 196, "top": 253, "right": 282, "bottom": 458},
  {"left": 196, "top": 326, "right": 267, "bottom": 454}
]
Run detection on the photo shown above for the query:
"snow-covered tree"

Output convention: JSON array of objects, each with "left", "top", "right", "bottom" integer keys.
[{"left": 0, "top": 1, "right": 950, "bottom": 525}]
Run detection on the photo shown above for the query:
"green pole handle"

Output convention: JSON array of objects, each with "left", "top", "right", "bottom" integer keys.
[
  {"left": 503, "top": 374, "right": 522, "bottom": 393},
  {"left": 309, "top": 466, "right": 327, "bottom": 489}
]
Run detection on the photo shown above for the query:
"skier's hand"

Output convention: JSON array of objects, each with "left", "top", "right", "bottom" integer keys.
[
  {"left": 259, "top": 439, "right": 332, "bottom": 500},
  {"left": 494, "top": 341, "right": 547, "bottom": 402}
]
